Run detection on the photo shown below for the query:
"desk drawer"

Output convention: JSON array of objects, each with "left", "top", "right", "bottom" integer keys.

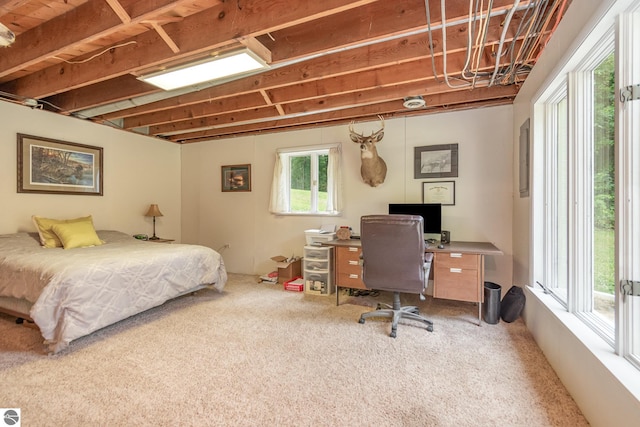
[
  {"left": 337, "top": 246, "right": 361, "bottom": 261},
  {"left": 435, "top": 252, "right": 480, "bottom": 269},
  {"left": 338, "top": 272, "right": 366, "bottom": 289},
  {"left": 433, "top": 267, "right": 480, "bottom": 302},
  {"left": 335, "top": 246, "right": 365, "bottom": 289}
]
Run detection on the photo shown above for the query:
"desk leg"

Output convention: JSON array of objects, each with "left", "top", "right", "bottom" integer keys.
[{"left": 478, "top": 301, "right": 482, "bottom": 326}]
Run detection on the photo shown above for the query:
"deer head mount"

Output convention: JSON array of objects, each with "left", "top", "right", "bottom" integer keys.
[{"left": 349, "top": 115, "right": 387, "bottom": 187}]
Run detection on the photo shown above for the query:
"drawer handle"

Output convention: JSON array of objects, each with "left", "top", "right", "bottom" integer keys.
[
  {"left": 348, "top": 247, "right": 359, "bottom": 252},
  {"left": 348, "top": 260, "right": 359, "bottom": 265},
  {"left": 349, "top": 274, "right": 359, "bottom": 279},
  {"left": 450, "top": 268, "right": 462, "bottom": 273},
  {"left": 450, "top": 253, "right": 462, "bottom": 258}
]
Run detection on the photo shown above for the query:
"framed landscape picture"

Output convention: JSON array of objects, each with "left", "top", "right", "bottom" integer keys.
[
  {"left": 17, "top": 134, "right": 103, "bottom": 195},
  {"left": 221, "top": 164, "right": 251, "bottom": 192}
]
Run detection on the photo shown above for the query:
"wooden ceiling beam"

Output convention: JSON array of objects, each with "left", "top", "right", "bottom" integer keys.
[
  {"left": 168, "top": 86, "right": 517, "bottom": 142},
  {"left": 0, "top": 0, "right": 194, "bottom": 78},
  {"left": 147, "top": 20, "right": 181, "bottom": 53},
  {"left": 42, "top": 4, "right": 520, "bottom": 114},
  {"left": 105, "top": 0, "right": 132, "bottom": 23},
  {"left": 264, "top": 0, "right": 525, "bottom": 62},
  {"left": 149, "top": 105, "right": 282, "bottom": 135},
  {"left": 123, "top": 92, "right": 268, "bottom": 128},
  {"left": 116, "top": 31, "right": 521, "bottom": 129},
  {"left": 152, "top": 80, "right": 517, "bottom": 137},
  {"left": 0, "top": 0, "right": 378, "bottom": 98},
  {"left": 173, "top": 98, "right": 513, "bottom": 142},
  {"left": 0, "top": 0, "right": 31, "bottom": 14},
  {"left": 95, "top": 14, "right": 521, "bottom": 121},
  {"left": 49, "top": 75, "right": 159, "bottom": 115}
]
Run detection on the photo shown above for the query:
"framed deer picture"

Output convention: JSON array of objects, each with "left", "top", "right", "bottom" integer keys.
[{"left": 414, "top": 144, "right": 459, "bottom": 179}]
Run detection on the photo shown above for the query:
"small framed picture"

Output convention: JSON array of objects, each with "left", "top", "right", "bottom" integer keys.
[
  {"left": 423, "top": 181, "right": 455, "bottom": 206},
  {"left": 221, "top": 164, "right": 251, "bottom": 192},
  {"left": 519, "top": 118, "right": 530, "bottom": 198},
  {"left": 414, "top": 143, "right": 459, "bottom": 179}
]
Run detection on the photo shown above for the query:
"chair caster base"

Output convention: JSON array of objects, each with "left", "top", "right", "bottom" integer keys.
[{"left": 358, "top": 318, "right": 365, "bottom": 324}]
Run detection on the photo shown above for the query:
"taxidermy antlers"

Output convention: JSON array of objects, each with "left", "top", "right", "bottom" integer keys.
[
  {"left": 349, "top": 115, "right": 387, "bottom": 187},
  {"left": 0, "top": 23, "right": 15, "bottom": 47}
]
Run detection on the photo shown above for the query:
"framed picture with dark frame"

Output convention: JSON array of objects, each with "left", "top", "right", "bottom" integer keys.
[
  {"left": 221, "top": 164, "right": 251, "bottom": 192},
  {"left": 17, "top": 133, "right": 103, "bottom": 195},
  {"left": 414, "top": 143, "right": 459, "bottom": 179},
  {"left": 423, "top": 181, "right": 455, "bottom": 205},
  {"left": 519, "top": 118, "right": 530, "bottom": 198}
]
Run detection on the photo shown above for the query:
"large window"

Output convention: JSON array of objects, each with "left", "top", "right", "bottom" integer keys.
[
  {"left": 535, "top": 4, "right": 640, "bottom": 369},
  {"left": 269, "top": 145, "right": 342, "bottom": 215}
]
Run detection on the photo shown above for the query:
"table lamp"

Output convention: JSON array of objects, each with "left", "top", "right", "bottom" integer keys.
[{"left": 144, "top": 204, "right": 163, "bottom": 240}]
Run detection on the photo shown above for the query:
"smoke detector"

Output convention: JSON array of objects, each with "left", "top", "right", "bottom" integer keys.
[
  {"left": 0, "top": 23, "right": 15, "bottom": 47},
  {"left": 403, "top": 96, "right": 426, "bottom": 109}
]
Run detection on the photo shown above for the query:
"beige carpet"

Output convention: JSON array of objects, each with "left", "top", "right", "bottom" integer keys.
[{"left": 0, "top": 273, "right": 588, "bottom": 426}]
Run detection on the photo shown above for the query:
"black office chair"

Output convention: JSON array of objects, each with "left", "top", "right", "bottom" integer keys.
[{"left": 358, "top": 214, "right": 434, "bottom": 337}]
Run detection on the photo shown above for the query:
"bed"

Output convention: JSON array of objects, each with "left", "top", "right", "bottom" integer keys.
[{"left": 0, "top": 230, "right": 227, "bottom": 353}]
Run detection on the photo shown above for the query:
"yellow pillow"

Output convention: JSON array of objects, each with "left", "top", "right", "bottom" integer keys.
[
  {"left": 51, "top": 221, "right": 103, "bottom": 250},
  {"left": 32, "top": 215, "right": 93, "bottom": 248}
]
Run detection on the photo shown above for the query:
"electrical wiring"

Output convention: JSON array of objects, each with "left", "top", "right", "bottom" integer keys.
[
  {"left": 470, "top": 0, "right": 492, "bottom": 87},
  {"left": 424, "top": 0, "right": 565, "bottom": 89},
  {"left": 424, "top": 0, "right": 441, "bottom": 82},
  {"left": 499, "top": 0, "right": 537, "bottom": 83},
  {"left": 488, "top": 0, "right": 520, "bottom": 86},
  {"left": 500, "top": 0, "right": 561, "bottom": 85},
  {"left": 52, "top": 41, "right": 137, "bottom": 64},
  {"left": 439, "top": 0, "right": 475, "bottom": 89}
]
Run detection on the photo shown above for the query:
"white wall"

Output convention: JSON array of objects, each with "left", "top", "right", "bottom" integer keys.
[
  {"left": 0, "top": 101, "right": 182, "bottom": 239},
  {"left": 181, "top": 105, "right": 514, "bottom": 287},
  {"left": 513, "top": 0, "right": 640, "bottom": 425}
]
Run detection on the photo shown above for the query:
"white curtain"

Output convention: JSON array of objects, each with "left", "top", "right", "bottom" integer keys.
[
  {"left": 327, "top": 146, "right": 342, "bottom": 214},
  {"left": 269, "top": 151, "right": 288, "bottom": 213}
]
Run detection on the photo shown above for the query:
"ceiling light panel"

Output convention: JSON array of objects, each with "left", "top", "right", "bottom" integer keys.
[{"left": 138, "top": 49, "right": 268, "bottom": 91}]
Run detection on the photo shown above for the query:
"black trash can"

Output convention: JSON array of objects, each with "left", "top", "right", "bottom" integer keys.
[{"left": 483, "top": 282, "right": 502, "bottom": 324}]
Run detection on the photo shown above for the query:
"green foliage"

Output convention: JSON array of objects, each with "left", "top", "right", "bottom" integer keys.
[
  {"left": 290, "top": 154, "right": 329, "bottom": 191},
  {"left": 290, "top": 156, "right": 310, "bottom": 190},
  {"left": 592, "top": 53, "right": 616, "bottom": 296},
  {"left": 290, "top": 188, "right": 328, "bottom": 212},
  {"left": 593, "top": 53, "right": 615, "bottom": 231},
  {"left": 594, "top": 228, "right": 615, "bottom": 294}
]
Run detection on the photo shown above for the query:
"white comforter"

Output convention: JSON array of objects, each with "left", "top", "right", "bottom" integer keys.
[{"left": 0, "top": 230, "right": 227, "bottom": 353}]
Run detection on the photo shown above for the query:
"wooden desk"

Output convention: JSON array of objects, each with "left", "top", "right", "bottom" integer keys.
[{"left": 324, "top": 240, "right": 502, "bottom": 324}]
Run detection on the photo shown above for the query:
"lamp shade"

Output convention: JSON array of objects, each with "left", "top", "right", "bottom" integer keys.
[{"left": 145, "top": 204, "right": 163, "bottom": 217}]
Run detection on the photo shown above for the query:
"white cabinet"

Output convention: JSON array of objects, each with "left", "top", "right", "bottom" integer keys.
[{"left": 303, "top": 245, "right": 334, "bottom": 296}]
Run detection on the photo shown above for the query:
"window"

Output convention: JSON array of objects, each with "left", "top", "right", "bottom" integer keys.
[
  {"left": 535, "top": 3, "right": 640, "bottom": 370},
  {"left": 269, "top": 144, "right": 342, "bottom": 215},
  {"left": 542, "top": 90, "right": 568, "bottom": 305},
  {"left": 538, "top": 32, "right": 616, "bottom": 343}
]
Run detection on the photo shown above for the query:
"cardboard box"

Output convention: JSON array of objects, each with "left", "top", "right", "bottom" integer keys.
[{"left": 271, "top": 255, "right": 302, "bottom": 284}]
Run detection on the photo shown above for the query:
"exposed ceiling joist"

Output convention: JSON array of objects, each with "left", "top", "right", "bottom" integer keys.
[{"left": 0, "top": 0, "right": 571, "bottom": 142}]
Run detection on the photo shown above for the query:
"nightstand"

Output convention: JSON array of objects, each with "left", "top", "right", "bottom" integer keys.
[{"left": 147, "top": 238, "right": 174, "bottom": 243}]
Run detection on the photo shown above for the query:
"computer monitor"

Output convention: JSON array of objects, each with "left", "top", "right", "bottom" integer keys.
[{"left": 388, "top": 203, "right": 442, "bottom": 234}]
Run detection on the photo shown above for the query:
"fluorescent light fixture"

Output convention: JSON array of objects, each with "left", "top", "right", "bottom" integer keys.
[{"left": 138, "top": 48, "right": 268, "bottom": 91}]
